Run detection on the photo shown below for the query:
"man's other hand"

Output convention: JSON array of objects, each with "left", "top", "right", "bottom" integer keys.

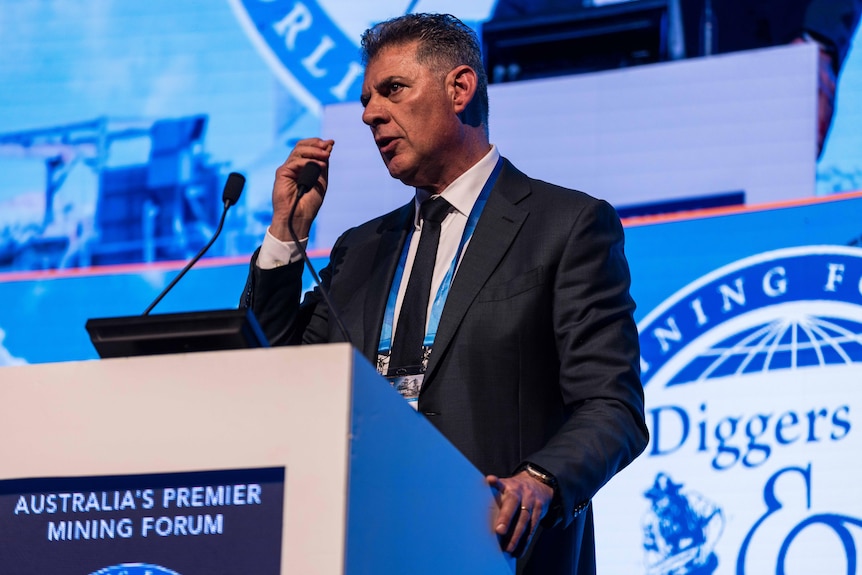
[{"left": 486, "top": 471, "right": 554, "bottom": 557}]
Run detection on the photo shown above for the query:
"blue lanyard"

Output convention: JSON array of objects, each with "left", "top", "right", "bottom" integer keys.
[{"left": 378, "top": 157, "right": 503, "bottom": 353}]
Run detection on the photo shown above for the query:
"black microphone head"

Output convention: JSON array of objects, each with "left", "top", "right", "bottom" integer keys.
[
  {"left": 296, "top": 162, "right": 322, "bottom": 196},
  {"left": 222, "top": 172, "right": 245, "bottom": 207}
]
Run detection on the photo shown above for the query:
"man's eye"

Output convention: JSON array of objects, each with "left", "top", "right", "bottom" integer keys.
[{"left": 389, "top": 83, "right": 404, "bottom": 94}]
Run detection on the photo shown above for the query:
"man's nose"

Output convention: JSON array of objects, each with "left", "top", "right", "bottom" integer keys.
[{"left": 362, "top": 96, "right": 388, "bottom": 126}]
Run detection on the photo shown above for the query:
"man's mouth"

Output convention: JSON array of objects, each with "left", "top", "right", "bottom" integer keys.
[{"left": 376, "top": 136, "right": 398, "bottom": 155}]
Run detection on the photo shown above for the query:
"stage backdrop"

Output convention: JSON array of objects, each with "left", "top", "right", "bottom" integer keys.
[
  {"left": 2, "top": 0, "right": 862, "bottom": 363},
  {"left": 1, "top": 3, "right": 862, "bottom": 574}
]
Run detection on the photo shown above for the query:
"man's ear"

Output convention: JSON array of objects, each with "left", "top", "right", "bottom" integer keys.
[{"left": 448, "top": 65, "right": 478, "bottom": 114}]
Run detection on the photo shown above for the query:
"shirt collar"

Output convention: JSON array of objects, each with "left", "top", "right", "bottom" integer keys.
[{"left": 413, "top": 145, "right": 500, "bottom": 226}]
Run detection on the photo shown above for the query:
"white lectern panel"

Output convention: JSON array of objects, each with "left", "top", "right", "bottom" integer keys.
[{"left": 0, "top": 345, "right": 513, "bottom": 574}]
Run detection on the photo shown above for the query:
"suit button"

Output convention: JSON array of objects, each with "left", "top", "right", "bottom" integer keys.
[{"left": 423, "top": 411, "right": 440, "bottom": 416}]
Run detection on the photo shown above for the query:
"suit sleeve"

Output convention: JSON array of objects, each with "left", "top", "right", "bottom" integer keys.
[
  {"left": 239, "top": 240, "right": 340, "bottom": 347},
  {"left": 525, "top": 199, "right": 648, "bottom": 527}
]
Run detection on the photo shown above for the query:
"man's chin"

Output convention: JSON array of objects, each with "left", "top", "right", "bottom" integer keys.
[{"left": 383, "top": 161, "right": 416, "bottom": 186}]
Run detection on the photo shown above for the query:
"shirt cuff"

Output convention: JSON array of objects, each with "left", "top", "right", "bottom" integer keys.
[{"left": 256, "top": 227, "right": 308, "bottom": 269}]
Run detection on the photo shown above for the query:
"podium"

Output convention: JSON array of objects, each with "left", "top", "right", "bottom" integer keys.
[{"left": 0, "top": 345, "right": 514, "bottom": 574}]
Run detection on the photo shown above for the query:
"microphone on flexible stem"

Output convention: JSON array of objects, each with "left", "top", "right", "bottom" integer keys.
[
  {"left": 295, "top": 162, "right": 320, "bottom": 200},
  {"left": 288, "top": 162, "right": 351, "bottom": 343},
  {"left": 142, "top": 172, "right": 246, "bottom": 316}
]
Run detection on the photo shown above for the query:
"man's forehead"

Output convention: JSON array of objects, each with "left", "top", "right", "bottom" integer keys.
[
  {"left": 362, "top": 44, "right": 422, "bottom": 89},
  {"left": 365, "top": 41, "right": 421, "bottom": 71}
]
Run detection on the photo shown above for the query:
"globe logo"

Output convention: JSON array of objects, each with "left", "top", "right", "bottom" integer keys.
[
  {"left": 675, "top": 310, "right": 862, "bottom": 382},
  {"left": 226, "top": 0, "right": 494, "bottom": 116},
  {"left": 89, "top": 564, "right": 180, "bottom": 575},
  {"left": 639, "top": 245, "right": 862, "bottom": 388}
]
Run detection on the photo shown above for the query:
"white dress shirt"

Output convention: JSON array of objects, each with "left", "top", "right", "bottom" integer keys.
[{"left": 257, "top": 145, "right": 501, "bottom": 341}]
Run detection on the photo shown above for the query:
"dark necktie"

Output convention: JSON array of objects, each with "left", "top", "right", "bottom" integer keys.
[{"left": 388, "top": 196, "right": 452, "bottom": 372}]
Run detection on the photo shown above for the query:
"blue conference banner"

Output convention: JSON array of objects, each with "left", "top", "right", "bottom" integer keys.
[
  {"left": 0, "top": 467, "right": 285, "bottom": 575},
  {"left": 5, "top": 193, "right": 862, "bottom": 367},
  {"left": 593, "top": 194, "right": 862, "bottom": 575}
]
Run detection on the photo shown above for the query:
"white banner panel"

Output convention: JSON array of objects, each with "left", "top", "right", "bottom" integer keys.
[
  {"left": 595, "top": 244, "right": 862, "bottom": 575},
  {"left": 318, "top": 43, "right": 818, "bottom": 247}
]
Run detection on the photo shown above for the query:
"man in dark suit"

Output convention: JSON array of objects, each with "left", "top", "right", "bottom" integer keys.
[{"left": 242, "top": 13, "right": 647, "bottom": 574}]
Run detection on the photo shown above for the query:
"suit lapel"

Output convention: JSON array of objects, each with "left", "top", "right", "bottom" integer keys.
[
  {"left": 359, "top": 202, "right": 414, "bottom": 361},
  {"left": 423, "top": 160, "right": 530, "bottom": 382}
]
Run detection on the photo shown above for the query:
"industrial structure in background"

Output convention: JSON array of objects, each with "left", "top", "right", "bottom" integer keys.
[{"left": 0, "top": 115, "right": 236, "bottom": 272}]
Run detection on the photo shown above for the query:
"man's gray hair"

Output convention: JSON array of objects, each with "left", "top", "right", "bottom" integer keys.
[{"left": 360, "top": 13, "right": 489, "bottom": 131}]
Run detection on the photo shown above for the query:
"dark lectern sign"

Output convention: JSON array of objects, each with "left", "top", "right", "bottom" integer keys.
[{"left": 0, "top": 467, "right": 284, "bottom": 574}]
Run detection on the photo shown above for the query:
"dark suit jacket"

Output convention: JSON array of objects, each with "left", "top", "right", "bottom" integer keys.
[{"left": 242, "top": 159, "right": 648, "bottom": 574}]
